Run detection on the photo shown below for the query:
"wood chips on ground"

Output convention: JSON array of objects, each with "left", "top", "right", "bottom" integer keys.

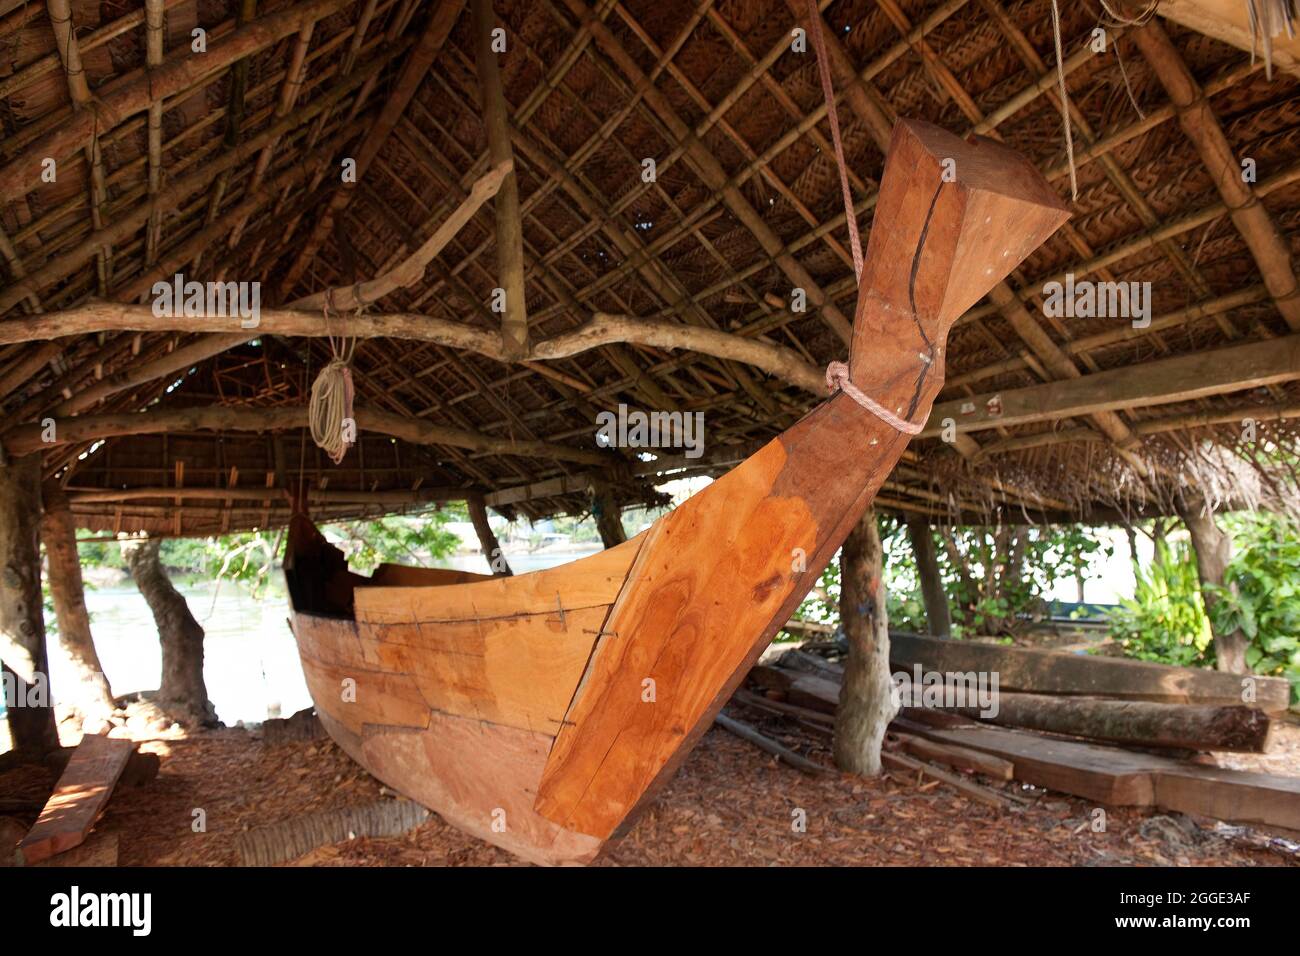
[{"left": 1, "top": 715, "right": 1296, "bottom": 867}]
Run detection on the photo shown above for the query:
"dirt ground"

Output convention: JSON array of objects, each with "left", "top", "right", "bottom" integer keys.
[{"left": 3, "top": 711, "right": 1297, "bottom": 867}]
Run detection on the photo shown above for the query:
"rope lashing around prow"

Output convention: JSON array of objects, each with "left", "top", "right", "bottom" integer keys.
[
  {"left": 804, "top": 4, "right": 922, "bottom": 436},
  {"left": 308, "top": 292, "right": 358, "bottom": 465},
  {"left": 825, "top": 361, "right": 924, "bottom": 435}
]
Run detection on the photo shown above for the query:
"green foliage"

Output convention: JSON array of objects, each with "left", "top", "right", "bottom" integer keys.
[
  {"left": 1110, "top": 513, "right": 1300, "bottom": 700},
  {"left": 788, "top": 516, "right": 1109, "bottom": 640},
  {"left": 1207, "top": 513, "right": 1300, "bottom": 697},
  {"left": 322, "top": 510, "right": 460, "bottom": 574},
  {"left": 70, "top": 508, "right": 464, "bottom": 600},
  {"left": 1110, "top": 540, "right": 1213, "bottom": 668}
]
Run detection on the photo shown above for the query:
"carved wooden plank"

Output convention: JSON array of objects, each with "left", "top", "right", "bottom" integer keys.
[
  {"left": 366, "top": 607, "right": 605, "bottom": 736},
  {"left": 298, "top": 651, "right": 430, "bottom": 736},
  {"left": 368, "top": 564, "right": 493, "bottom": 587},
  {"left": 19, "top": 734, "right": 132, "bottom": 864},
  {"left": 361, "top": 717, "right": 602, "bottom": 866},
  {"left": 353, "top": 536, "right": 640, "bottom": 624}
]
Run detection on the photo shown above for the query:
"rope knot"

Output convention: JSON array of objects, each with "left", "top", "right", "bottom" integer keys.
[
  {"left": 825, "top": 359, "right": 851, "bottom": 395},
  {"left": 824, "top": 360, "right": 924, "bottom": 436}
]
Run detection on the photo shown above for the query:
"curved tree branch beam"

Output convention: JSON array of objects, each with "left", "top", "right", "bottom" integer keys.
[
  {"left": 5, "top": 404, "right": 609, "bottom": 465},
  {"left": 288, "top": 158, "right": 514, "bottom": 312},
  {"left": 4, "top": 304, "right": 827, "bottom": 396}
]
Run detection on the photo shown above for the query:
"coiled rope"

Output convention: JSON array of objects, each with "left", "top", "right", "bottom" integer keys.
[{"left": 308, "top": 294, "right": 357, "bottom": 464}]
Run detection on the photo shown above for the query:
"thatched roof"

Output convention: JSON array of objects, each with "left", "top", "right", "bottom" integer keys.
[{"left": 2, "top": 0, "right": 1298, "bottom": 535}]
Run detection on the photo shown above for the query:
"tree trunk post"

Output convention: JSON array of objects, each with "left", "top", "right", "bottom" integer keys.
[
  {"left": 0, "top": 455, "right": 59, "bottom": 757},
  {"left": 834, "top": 508, "right": 899, "bottom": 775},
  {"left": 120, "top": 538, "right": 216, "bottom": 725},
  {"left": 467, "top": 494, "right": 511, "bottom": 576},
  {"left": 1176, "top": 499, "right": 1250, "bottom": 674},
  {"left": 41, "top": 483, "right": 116, "bottom": 721},
  {"left": 904, "top": 514, "right": 950, "bottom": 637},
  {"left": 591, "top": 480, "right": 626, "bottom": 549}
]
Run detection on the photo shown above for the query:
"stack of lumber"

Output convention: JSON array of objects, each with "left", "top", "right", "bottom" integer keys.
[{"left": 743, "top": 634, "right": 1300, "bottom": 833}]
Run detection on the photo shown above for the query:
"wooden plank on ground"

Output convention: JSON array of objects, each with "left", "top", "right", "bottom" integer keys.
[
  {"left": 19, "top": 734, "right": 133, "bottom": 864},
  {"left": 890, "top": 731, "right": 1015, "bottom": 780},
  {"left": 900, "top": 718, "right": 1300, "bottom": 831},
  {"left": 889, "top": 632, "right": 1291, "bottom": 712}
]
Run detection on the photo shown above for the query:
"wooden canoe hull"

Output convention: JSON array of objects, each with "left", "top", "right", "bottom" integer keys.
[{"left": 284, "top": 118, "right": 1071, "bottom": 863}]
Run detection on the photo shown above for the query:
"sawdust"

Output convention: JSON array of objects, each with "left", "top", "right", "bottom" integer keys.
[{"left": 3, "top": 715, "right": 1294, "bottom": 867}]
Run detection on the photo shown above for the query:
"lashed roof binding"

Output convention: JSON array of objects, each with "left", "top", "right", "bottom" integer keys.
[{"left": 1, "top": 0, "right": 1298, "bottom": 536}]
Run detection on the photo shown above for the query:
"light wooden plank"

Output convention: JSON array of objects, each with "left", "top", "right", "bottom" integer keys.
[
  {"left": 353, "top": 535, "right": 641, "bottom": 625},
  {"left": 19, "top": 734, "right": 133, "bottom": 864},
  {"left": 298, "top": 653, "right": 430, "bottom": 736},
  {"left": 361, "top": 717, "right": 603, "bottom": 866}
]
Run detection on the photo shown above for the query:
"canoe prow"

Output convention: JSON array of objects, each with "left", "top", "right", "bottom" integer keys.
[{"left": 284, "top": 118, "right": 1069, "bottom": 864}]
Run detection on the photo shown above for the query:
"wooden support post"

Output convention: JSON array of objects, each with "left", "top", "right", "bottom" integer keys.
[
  {"left": 905, "top": 514, "right": 951, "bottom": 637},
  {"left": 472, "top": 0, "right": 529, "bottom": 359},
  {"left": 120, "top": 538, "right": 216, "bottom": 726},
  {"left": 0, "top": 455, "right": 58, "bottom": 757},
  {"left": 590, "top": 479, "right": 626, "bottom": 549},
  {"left": 41, "top": 484, "right": 115, "bottom": 721},
  {"left": 1177, "top": 498, "right": 1250, "bottom": 674},
  {"left": 833, "top": 508, "right": 898, "bottom": 776},
  {"left": 467, "top": 494, "right": 511, "bottom": 576}
]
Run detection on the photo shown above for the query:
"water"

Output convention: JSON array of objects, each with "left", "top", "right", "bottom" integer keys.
[{"left": 60, "top": 546, "right": 605, "bottom": 727}]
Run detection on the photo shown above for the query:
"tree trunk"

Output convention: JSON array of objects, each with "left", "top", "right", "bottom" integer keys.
[
  {"left": 41, "top": 485, "right": 115, "bottom": 722},
  {"left": 904, "top": 515, "right": 950, "bottom": 636},
  {"left": 1177, "top": 500, "right": 1250, "bottom": 674},
  {"left": 954, "top": 691, "right": 1270, "bottom": 752},
  {"left": 467, "top": 495, "right": 511, "bottom": 576},
  {"left": 591, "top": 480, "right": 626, "bottom": 549},
  {"left": 833, "top": 508, "right": 898, "bottom": 775},
  {"left": 0, "top": 455, "right": 58, "bottom": 757},
  {"left": 120, "top": 538, "right": 216, "bottom": 725}
]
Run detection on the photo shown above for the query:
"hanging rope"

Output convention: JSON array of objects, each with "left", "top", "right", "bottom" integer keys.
[
  {"left": 804, "top": 3, "right": 922, "bottom": 436},
  {"left": 308, "top": 293, "right": 357, "bottom": 465},
  {"left": 1049, "top": 0, "right": 1078, "bottom": 202},
  {"left": 805, "top": 0, "right": 862, "bottom": 282}
]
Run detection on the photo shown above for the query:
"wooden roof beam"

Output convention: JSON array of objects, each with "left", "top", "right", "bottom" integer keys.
[
  {"left": 276, "top": 0, "right": 465, "bottom": 299},
  {"left": 0, "top": 0, "right": 354, "bottom": 205},
  {"left": 1131, "top": 19, "right": 1300, "bottom": 332},
  {"left": 46, "top": 0, "right": 112, "bottom": 293},
  {"left": 921, "top": 334, "right": 1300, "bottom": 439},
  {"left": 560, "top": 0, "right": 853, "bottom": 345},
  {"left": 471, "top": 0, "right": 529, "bottom": 359},
  {"left": 6, "top": 404, "right": 611, "bottom": 465}
]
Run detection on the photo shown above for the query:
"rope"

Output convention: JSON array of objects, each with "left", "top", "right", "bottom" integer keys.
[
  {"left": 308, "top": 295, "right": 357, "bottom": 464},
  {"left": 825, "top": 361, "right": 924, "bottom": 435},
  {"left": 804, "top": 3, "right": 923, "bottom": 437},
  {"left": 1049, "top": 0, "right": 1078, "bottom": 202},
  {"left": 805, "top": 0, "right": 862, "bottom": 281}
]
